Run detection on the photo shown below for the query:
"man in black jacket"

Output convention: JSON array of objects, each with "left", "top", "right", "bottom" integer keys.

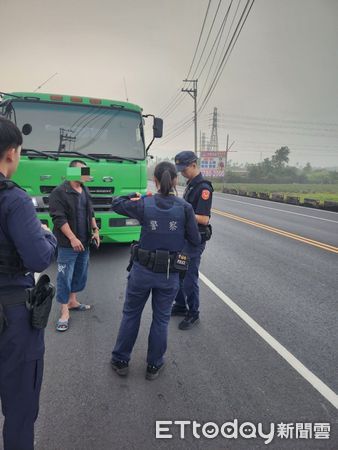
[{"left": 49, "top": 160, "right": 100, "bottom": 331}]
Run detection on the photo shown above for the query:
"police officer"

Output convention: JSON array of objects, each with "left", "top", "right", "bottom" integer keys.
[
  {"left": 171, "top": 151, "right": 213, "bottom": 330},
  {"left": 111, "top": 161, "right": 200, "bottom": 380},
  {"left": 0, "top": 118, "right": 57, "bottom": 450}
]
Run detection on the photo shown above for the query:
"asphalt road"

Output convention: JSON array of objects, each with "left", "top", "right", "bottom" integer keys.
[{"left": 1, "top": 191, "right": 337, "bottom": 449}]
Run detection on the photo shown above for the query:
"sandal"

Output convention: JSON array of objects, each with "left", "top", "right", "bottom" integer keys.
[
  {"left": 68, "top": 303, "right": 91, "bottom": 311},
  {"left": 56, "top": 319, "right": 69, "bottom": 332}
]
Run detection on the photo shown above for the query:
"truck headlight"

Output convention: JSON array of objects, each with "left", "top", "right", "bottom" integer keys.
[{"left": 125, "top": 218, "right": 140, "bottom": 226}]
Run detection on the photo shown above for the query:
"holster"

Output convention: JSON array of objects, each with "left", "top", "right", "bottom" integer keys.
[
  {"left": 26, "top": 274, "right": 56, "bottom": 329},
  {"left": 130, "top": 245, "right": 190, "bottom": 276},
  {"left": 127, "top": 242, "right": 139, "bottom": 272},
  {"left": 152, "top": 250, "right": 170, "bottom": 273}
]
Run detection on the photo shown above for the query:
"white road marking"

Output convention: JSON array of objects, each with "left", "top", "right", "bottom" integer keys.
[
  {"left": 176, "top": 184, "right": 338, "bottom": 222},
  {"left": 199, "top": 271, "right": 338, "bottom": 410},
  {"left": 177, "top": 186, "right": 338, "bottom": 224},
  {"left": 211, "top": 195, "right": 338, "bottom": 223}
]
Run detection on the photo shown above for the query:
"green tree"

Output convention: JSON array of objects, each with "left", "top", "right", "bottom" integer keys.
[
  {"left": 271, "top": 146, "right": 290, "bottom": 168},
  {"left": 303, "top": 162, "right": 312, "bottom": 173}
]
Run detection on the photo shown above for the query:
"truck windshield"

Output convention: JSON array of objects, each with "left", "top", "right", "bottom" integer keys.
[{"left": 11, "top": 101, "right": 145, "bottom": 159}]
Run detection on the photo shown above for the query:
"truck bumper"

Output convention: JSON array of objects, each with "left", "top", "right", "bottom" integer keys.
[{"left": 37, "top": 212, "right": 141, "bottom": 244}]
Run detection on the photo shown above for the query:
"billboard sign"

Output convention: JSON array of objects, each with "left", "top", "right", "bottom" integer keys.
[{"left": 200, "top": 151, "right": 226, "bottom": 178}]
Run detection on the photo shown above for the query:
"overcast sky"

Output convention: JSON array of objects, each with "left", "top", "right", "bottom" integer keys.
[{"left": 1, "top": 0, "right": 338, "bottom": 167}]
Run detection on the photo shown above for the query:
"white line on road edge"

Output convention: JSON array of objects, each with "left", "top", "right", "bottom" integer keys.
[
  {"left": 212, "top": 195, "right": 338, "bottom": 223},
  {"left": 199, "top": 271, "right": 338, "bottom": 410},
  {"left": 177, "top": 186, "right": 338, "bottom": 222}
]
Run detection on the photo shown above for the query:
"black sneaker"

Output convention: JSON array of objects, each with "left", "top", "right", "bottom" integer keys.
[
  {"left": 146, "top": 363, "right": 165, "bottom": 381},
  {"left": 111, "top": 359, "right": 129, "bottom": 376},
  {"left": 171, "top": 304, "right": 188, "bottom": 317},
  {"left": 178, "top": 314, "right": 200, "bottom": 330}
]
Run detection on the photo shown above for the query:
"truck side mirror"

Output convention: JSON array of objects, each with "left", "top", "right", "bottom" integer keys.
[
  {"left": 153, "top": 118, "right": 163, "bottom": 138},
  {"left": 22, "top": 124, "right": 32, "bottom": 135}
]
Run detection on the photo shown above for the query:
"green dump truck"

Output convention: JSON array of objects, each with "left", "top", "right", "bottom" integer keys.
[{"left": 0, "top": 91, "right": 163, "bottom": 243}]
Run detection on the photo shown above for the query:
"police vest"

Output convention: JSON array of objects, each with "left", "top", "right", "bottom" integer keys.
[
  {"left": 183, "top": 179, "right": 213, "bottom": 203},
  {"left": 139, "top": 195, "right": 186, "bottom": 252},
  {"left": 0, "top": 178, "right": 27, "bottom": 274}
]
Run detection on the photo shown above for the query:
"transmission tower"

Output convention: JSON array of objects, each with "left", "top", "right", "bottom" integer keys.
[
  {"left": 209, "top": 107, "right": 219, "bottom": 152},
  {"left": 200, "top": 132, "right": 207, "bottom": 152}
]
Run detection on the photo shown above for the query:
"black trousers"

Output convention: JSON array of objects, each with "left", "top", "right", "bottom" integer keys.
[{"left": 0, "top": 303, "right": 44, "bottom": 450}]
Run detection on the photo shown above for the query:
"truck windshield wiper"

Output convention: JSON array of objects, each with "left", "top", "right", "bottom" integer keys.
[
  {"left": 88, "top": 153, "right": 137, "bottom": 163},
  {"left": 21, "top": 148, "right": 59, "bottom": 160},
  {"left": 52, "top": 150, "right": 99, "bottom": 162}
]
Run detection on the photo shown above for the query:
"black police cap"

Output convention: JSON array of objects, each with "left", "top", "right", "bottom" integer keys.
[{"left": 174, "top": 151, "right": 198, "bottom": 171}]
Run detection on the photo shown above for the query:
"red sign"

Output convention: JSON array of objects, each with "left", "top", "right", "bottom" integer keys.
[
  {"left": 200, "top": 151, "right": 227, "bottom": 157},
  {"left": 200, "top": 168, "right": 224, "bottom": 177}
]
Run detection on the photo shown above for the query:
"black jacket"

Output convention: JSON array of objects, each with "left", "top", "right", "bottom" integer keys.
[
  {"left": 0, "top": 172, "right": 57, "bottom": 288},
  {"left": 49, "top": 181, "right": 94, "bottom": 248}
]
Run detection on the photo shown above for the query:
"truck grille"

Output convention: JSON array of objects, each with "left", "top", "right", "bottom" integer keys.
[
  {"left": 40, "top": 186, "right": 114, "bottom": 194},
  {"left": 42, "top": 196, "right": 112, "bottom": 210},
  {"left": 40, "top": 186, "right": 113, "bottom": 211}
]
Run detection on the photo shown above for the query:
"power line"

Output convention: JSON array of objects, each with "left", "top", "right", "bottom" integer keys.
[
  {"left": 199, "top": 0, "right": 243, "bottom": 100},
  {"left": 159, "top": 0, "right": 212, "bottom": 120},
  {"left": 217, "top": 122, "right": 338, "bottom": 138},
  {"left": 159, "top": 89, "right": 183, "bottom": 116},
  {"left": 217, "top": 113, "right": 338, "bottom": 129},
  {"left": 161, "top": 115, "right": 194, "bottom": 142},
  {"left": 160, "top": 123, "right": 194, "bottom": 146},
  {"left": 236, "top": 139, "right": 338, "bottom": 149},
  {"left": 199, "top": 0, "right": 254, "bottom": 113},
  {"left": 158, "top": 0, "right": 256, "bottom": 145},
  {"left": 215, "top": 118, "right": 338, "bottom": 135},
  {"left": 186, "top": 0, "right": 212, "bottom": 79},
  {"left": 199, "top": 0, "right": 255, "bottom": 113},
  {"left": 190, "top": 0, "right": 224, "bottom": 79},
  {"left": 158, "top": 0, "right": 222, "bottom": 121},
  {"left": 162, "top": 94, "right": 187, "bottom": 119},
  {"left": 160, "top": 118, "right": 195, "bottom": 146},
  {"left": 199, "top": 0, "right": 251, "bottom": 111},
  {"left": 196, "top": 0, "right": 234, "bottom": 80},
  {"left": 163, "top": 112, "right": 193, "bottom": 136},
  {"left": 162, "top": 118, "right": 194, "bottom": 143},
  {"left": 237, "top": 138, "right": 338, "bottom": 150}
]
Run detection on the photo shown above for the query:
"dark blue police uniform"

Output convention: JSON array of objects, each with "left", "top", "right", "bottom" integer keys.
[
  {"left": 174, "top": 167, "right": 213, "bottom": 322},
  {"left": 111, "top": 192, "right": 200, "bottom": 370},
  {"left": 0, "top": 173, "right": 57, "bottom": 450}
]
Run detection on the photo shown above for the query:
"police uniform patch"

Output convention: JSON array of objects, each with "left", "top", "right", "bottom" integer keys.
[{"left": 201, "top": 189, "right": 210, "bottom": 200}]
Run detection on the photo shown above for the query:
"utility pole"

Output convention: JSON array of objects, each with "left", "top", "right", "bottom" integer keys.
[
  {"left": 182, "top": 79, "right": 198, "bottom": 156},
  {"left": 223, "top": 133, "right": 236, "bottom": 190}
]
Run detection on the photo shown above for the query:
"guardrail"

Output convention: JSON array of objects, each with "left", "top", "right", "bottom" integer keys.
[{"left": 221, "top": 188, "right": 338, "bottom": 212}]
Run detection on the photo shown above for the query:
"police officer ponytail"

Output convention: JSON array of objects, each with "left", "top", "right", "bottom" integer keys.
[{"left": 154, "top": 161, "right": 177, "bottom": 196}]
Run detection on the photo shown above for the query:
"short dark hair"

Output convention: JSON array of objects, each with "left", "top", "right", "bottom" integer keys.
[
  {"left": 69, "top": 159, "right": 87, "bottom": 167},
  {"left": 0, "top": 117, "right": 23, "bottom": 159}
]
